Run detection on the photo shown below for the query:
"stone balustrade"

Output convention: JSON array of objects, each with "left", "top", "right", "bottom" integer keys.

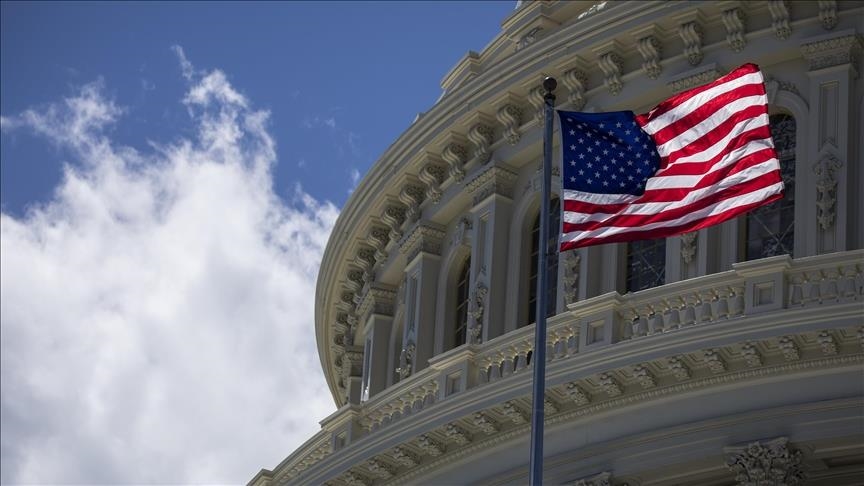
[{"left": 260, "top": 250, "right": 863, "bottom": 485}]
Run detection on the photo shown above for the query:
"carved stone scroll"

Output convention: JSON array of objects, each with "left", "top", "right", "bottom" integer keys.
[
  {"left": 722, "top": 8, "right": 747, "bottom": 53},
  {"left": 768, "top": 0, "right": 791, "bottom": 40},
  {"left": 725, "top": 437, "right": 805, "bottom": 486},
  {"left": 562, "top": 68, "right": 588, "bottom": 110}
]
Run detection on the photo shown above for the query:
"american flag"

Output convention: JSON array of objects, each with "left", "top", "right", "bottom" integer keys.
[{"left": 559, "top": 63, "right": 784, "bottom": 251}]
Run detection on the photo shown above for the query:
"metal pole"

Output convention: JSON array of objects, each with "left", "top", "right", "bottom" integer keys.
[{"left": 528, "top": 76, "right": 557, "bottom": 486}]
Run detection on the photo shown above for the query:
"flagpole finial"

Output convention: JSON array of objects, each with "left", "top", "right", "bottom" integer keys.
[{"left": 543, "top": 76, "right": 557, "bottom": 95}]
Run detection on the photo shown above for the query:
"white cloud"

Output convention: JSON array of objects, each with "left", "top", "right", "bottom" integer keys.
[
  {"left": 348, "top": 168, "right": 361, "bottom": 194},
  {"left": 1, "top": 52, "right": 338, "bottom": 484}
]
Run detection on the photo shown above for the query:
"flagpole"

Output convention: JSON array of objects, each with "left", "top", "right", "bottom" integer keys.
[{"left": 529, "top": 76, "right": 556, "bottom": 486}]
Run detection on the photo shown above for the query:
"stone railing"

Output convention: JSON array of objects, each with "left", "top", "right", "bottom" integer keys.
[{"left": 257, "top": 250, "right": 863, "bottom": 485}]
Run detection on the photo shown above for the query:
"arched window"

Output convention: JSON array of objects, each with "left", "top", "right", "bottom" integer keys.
[
  {"left": 452, "top": 257, "right": 470, "bottom": 350},
  {"left": 744, "top": 113, "right": 796, "bottom": 260},
  {"left": 526, "top": 198, "right": 560, "bottom": 325},
  {"left": 626, "top": 238, "right": 666, "bottom": 293}
]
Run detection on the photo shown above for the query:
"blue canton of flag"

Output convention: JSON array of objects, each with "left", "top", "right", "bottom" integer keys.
[{"left": 559, "top": 111, "right": 660, "bottom": 196}]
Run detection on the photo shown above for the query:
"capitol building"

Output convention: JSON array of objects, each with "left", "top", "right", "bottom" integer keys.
[{"left": 251, "top": 1, "right": 863, "bottom": 485}]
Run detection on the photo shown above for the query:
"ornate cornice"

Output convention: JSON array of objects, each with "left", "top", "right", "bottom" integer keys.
[
  {"left": 356, "top": 284, "right": 397, "bottom": 324},
  {"left": 398, "top": 221, "right": 446, "bottom": 263},
  {"left": 667, "top": 64, "right": 722, "bottom": 94},
  {"left": 800, "top": 31, "right": 863, "bottom": 74},
  {"left": 465, "top": 165, "right": 518, "bottom": 206}
]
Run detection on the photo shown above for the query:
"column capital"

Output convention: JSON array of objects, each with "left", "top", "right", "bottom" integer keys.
[
  {"left": 800, "top": 30, "right": 862, "bottom": 74},
  {"left": 466, "top": 165, "right": 518, "bottom": 206},
  {"left": 724, "top": 437, "right": 805, "bottom": 486},
  {"left": 399, "top": 221, "right": 446, "bottom": 263}
]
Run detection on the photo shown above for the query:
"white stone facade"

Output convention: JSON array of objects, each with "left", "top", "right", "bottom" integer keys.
[{"left": 251, "top": 2, "right": 864, "bottom": 485}]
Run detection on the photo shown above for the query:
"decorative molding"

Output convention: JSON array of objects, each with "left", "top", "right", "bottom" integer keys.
[
  {"left": 668, "top": 64, "right": 721, "bottom": 93},
  {"left": 599, "top": 373, "right": 622, "bottom": 397},
  {"left": 632, "top": 364, "right": 657, "bottom": 389},
  {"left": 389, "top": 446, "right": 420, "bottom": 468},
  {"left": 467, "top": 116, "right": 495, "bottom": 164},
  {"left": 399, "top": 222, "right": 446, "bottom": 262},
  {"left": 680, "top": 232, "right": 697, "bottom": 264},
  {"left": 765, "top": 76, "right": 800, "bottom": 105},
  {"left": 496, "top": 100, "right": 523, "bottom": 146},
  {"left": 596, "top": 51, "right": 624, "bottom": 96},
  {"left": 800, "top": 32, "right": 863, "bottom": 73},
  {"left": 381, "top": 204, "right": 406, "bottom": 243},
  {"left": 398, "top": 183, "right": 425, "bottom": 224},
  {"left": 812, "top": 153, "right": 842, "bottom": 230},
  {"left": 369, "top": 226, "right": 390, "bottom": 265},
  {"left": 341, "top": 470, "right": 371, "bottom": 486},
  {"left": 365, "top": 459, "right": 395, "bottom": 480},
  {"left": 442, "top": 138, "right": 469, "bottom": 182},
  {"left": 741, "top": 342, "right": 763, "bottom": 367},
  {"left": 451, "top": 216, "right": 473, "bottom": 248},
  {"left": 501, "top": 400, "right": 528, "bottom": 424},
  {"left": 444, "top": 422, "right": 472, "bottom": 445},
  {"left": 516, "top": 26, "right": 543, "bottom": 52},
  {"left": 562, "top": 67, "right": 588, "bottom": 110},
  {"left": 636, "top": 35, "right": 663, "bottom": 79},
  {"left": 565, "top": 382, "right": 591, "bottom": 405},
  {"left": 722, "top": 8, "right": 747, "bottom": 53},
  {"left": 725, "top": 437, "right": 805, "bottom": 486},
  {"left": 466, "top": 165, "right": 519, "bottom": 206},
  {"left": 396, "top": 342, "right": 415, "bottom": 379},
  {"left": 570, "top": 471, "right": 612, "bottom": 486},
  {"left": 472, "top": 412, "right": 499, "bottom": 435},
  {"left": 418, "top": 156, "right": 447, "bottom": 204},
  {"left": 354, "top": 246, "right": 376, "bottom": 285},
  {"left": 356, "top": 284, "right": 397, "bottom": 323},
  {"left": 704, "top": 349, "right": 727, "bottom": 374},
  {"left": 468, "top": 282, "right": 488, "bottom": 344},
  {"left": 416, "top": 434, "right": 444, "bottom": 457},
  {"left": 778, "top": 336, "right": 801, "bottom": 361},
  {"left": 817, "top": 330, "right": 838, "bottom": 355},
  {"left": 818, "top": 0, "right": 838, "bottom": 30},
  {"left": 563, "top": 251, "right": 581, "bottom": 305},
  {"left": 768, "top": 0, "right": 792, "bottom": 40},
  {"left": 527, "top": 85, "right": 546, "bottom": 126},
  {"left": 668, "top": 356, "right": 691, "bottom": 381}
]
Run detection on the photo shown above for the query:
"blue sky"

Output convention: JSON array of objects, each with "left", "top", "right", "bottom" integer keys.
[
  {"left": 0, "top": 2, "right": 514, "bottom": 484},
  {"left": 2, "top": 1, "right": 513, "bottom": 215}
]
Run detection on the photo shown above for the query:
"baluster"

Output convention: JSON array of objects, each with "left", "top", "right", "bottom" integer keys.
[
  {"left": 822, "top": 269, "right": 839, "bottom": 302},
  {"left": 501, "top": 349, "right": 515, "bottom": 377},
  {"left": 789, "top": 274, "right": 804, "bottom": 306},
  {"left": 806, "top": 271, "right": 822, "bottom": 304},
  {"left": 730, "top": 286, "right": 745, "bottom": 316}
]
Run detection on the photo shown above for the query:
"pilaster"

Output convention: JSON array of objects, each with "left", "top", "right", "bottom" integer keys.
[
  {"left": 399, "top": 221, "right": 446, "bottom": 374},
  {"left": 800, "top": 30, "right": 862, "bottom": 255},
  {"left": 466, "top": 165, "right": 518, "bottom": 342},
  {"left": 357, "top": 284, "right": 396, "bottom": 399}
]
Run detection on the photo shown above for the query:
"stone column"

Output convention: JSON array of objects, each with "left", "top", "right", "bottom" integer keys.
[
  {"left": 466, "top": 165, "right": 518, "bottom": 343},
  {"left": 800, "top": 30, "right": 862, "bottom": 255},
  {"left": 399, "top": 221, "right": 446, "bottom": 374},
  {"left": 356, "top": 284, "right": 396, "bottom": 399}
]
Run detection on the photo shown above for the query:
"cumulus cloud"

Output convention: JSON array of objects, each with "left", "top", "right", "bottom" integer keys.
[{"left": 1, "top": 52, "right": 338, "bottom": 484}]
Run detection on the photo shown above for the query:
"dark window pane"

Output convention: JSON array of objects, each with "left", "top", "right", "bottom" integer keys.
[
  {"left": 746, "top": 114, "right": 795, "bottom": 260},
  {"left": 453, "top": 258, "right": 470, "bottom": 349},
  {"left": 626, "top": 238, "right": 666, "bottom": 292},
  {"left": 527, "top": 198, "right": 560, "bottom": 325}
]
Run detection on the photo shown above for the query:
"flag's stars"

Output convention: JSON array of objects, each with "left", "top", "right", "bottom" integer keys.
[
  {"left": 578, "top": 153, "right": 586, "bottom": 159},
  {"left": 578, "top": 137, "right": 585, "bottom": 144},
  {"left": 616, "top": 121, "right": 622, "bottom": 128},
  {"left": 602, "top": 164, "right": 609, "bottom": 171},
  {"left": 587, "top": 178, "right": 593, "bottom": 185},
  {"left": 619, "top": 152, "right": 625, "bottom": 158},
  {"left": 632, "top": 121, "right": 637, "bottom": 126},
  {"left": 636, "top": 168, "right": 643, "bottom": 174},
  {"left": 602, "top": 180, "right": 609, "bottom": 186},
  {"left": 569, "top": 129, "right": 576, "bottom": 135},
  {"left": 620, "top": 181, "right": 626, "bottom": 187},
  {"left": 587, "top": 147, "right": 593, "bottom": 153},
  {"left": 628, "top": 175, "right": 634, "bottom": 181},
  {"left": 602, "top": 149, "right": 609, "bottom": 155},
  {"left": 635, "top": 152, "right": 642, "bottom": 159},
  {"left": 570, "top": 160, "right": 577, "bottom": 166},
  {"left": 578, "top": 169, "right": 585, "bottom": 175},
  {"left": 599, "top": 122, "right": 605, "bottom": 128},
  {"left": 611, "top": 174, "right": 617, "bottom": 180},
  {"left": 594, "top": 140, "right": 601, "bottom": 146},
  {"left": 586, "top": 131, "right": 593, "bottom": 138},
  {"left": 586, "top": 162, "right": 593, "bottom": 168},
  {"left": 607, "top": 130, "right": 614, "bottom": 137},
  {"left": 570, "top": 176, "right": 576, "bottom": 182},
  {"left": 567, "top": 118, "right": 573, "bottom": 122},
  {"left": 625, "top": 129, "right": 631, "bottom": 135},
  {"left": 627, "top": 160, "right": 634, "bottom": 166},
  {"left": 570, "top": 144, "right": 576, "bottom": 151},
  {"left": 594, "top": 171, "right": 600, "bottom": 178},
  {"left": 642, "top": 143, "right": 649, "bottom": 149},
  {"left": 619, "top": 167, "right": 625, "bottom": 173}
]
